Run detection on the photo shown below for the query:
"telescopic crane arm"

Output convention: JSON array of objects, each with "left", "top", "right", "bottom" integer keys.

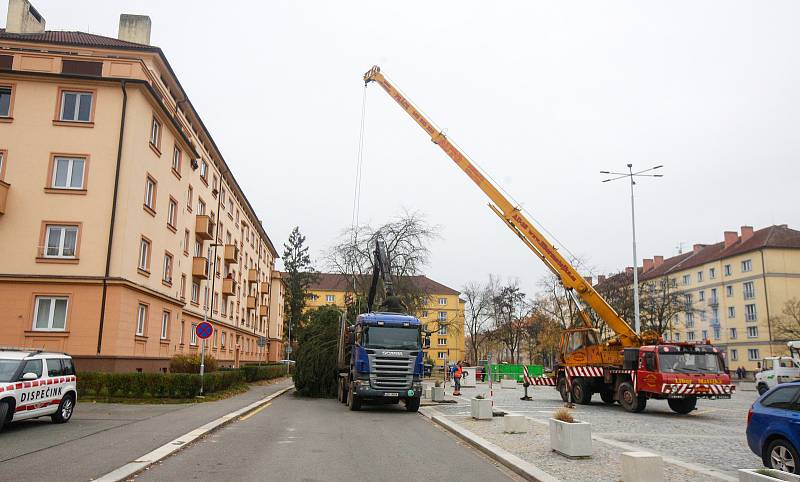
[{"left": 363, "top": 65, "right": 640, "bottom": 347}]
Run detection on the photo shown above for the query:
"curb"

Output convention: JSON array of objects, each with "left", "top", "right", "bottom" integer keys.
[
  {"left": 95, "top": 384, "right": 295, "bottom": 482},
  {"left": 420, "top": 408, "right": 559, "bottom": 482}
]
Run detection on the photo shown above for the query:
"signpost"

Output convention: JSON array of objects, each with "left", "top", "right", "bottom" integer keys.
[{"left": 196, "top": 322, "right": 213, "bottom": 395}]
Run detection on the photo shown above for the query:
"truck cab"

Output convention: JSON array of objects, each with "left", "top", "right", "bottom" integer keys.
[
  {"left": 756, "top": 356, "right": 800, "bottom": 395},
  {"left": 340, "top": 312, "right": 426, "bottom": 412}
]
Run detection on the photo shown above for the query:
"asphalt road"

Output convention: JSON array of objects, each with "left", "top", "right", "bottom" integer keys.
[
  {"left": 0, "top": 379, "right": 293, "bottom": 481},
  {"left": 137, "top": 393, "right": 517, "bottom": 482}
]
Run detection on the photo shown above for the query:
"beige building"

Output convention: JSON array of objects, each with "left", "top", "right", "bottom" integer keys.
[
  {"left": 304, "top": 273, "right": 466, "bottom": 366},
  {"left": 0, "top": 2, "right": 285, "bottom": 371}
]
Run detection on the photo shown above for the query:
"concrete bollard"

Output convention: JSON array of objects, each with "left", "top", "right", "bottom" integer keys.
[
  {"left": 500, "top": 378, "right": 517, "bottom": 389},
  {"left": 503, "top": 413, "right": 527, "bottom": 433},
  {"left": 621, "top": 451, "right": 663, "bottom": 482}
]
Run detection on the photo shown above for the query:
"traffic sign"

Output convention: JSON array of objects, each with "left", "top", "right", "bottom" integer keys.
[
  {"left": 196, "top": 321, "right": 213, "bottom": 339},
  {"left": 257, "top": 336, "right": 267, "bottom": 347}
]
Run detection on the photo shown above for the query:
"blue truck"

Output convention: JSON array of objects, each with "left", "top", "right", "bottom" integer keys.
[{"left": 336, "top": 239, "right": 429, "bottom": 412}]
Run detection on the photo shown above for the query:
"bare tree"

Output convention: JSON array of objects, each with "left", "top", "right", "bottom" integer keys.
[
  {"left": 490, "top": 281, "right": 529, "bottom": 363},
  {"left": 772, "top": 298, "right": 800, "bottom": 341},
  {"left": 462, "top": 279, "right": 493, "bottom": 365}
]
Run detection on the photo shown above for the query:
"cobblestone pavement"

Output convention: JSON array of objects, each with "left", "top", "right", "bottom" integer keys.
[{"left": 425, "top": 381, "right": 761, "bottom": 480}]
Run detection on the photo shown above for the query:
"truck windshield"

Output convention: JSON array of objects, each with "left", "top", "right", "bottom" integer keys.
[
  {"left": 364, "top": 326, "right": 419, "bottom": 350},
  {"left": 0, "top": 359, "right": 21, "bottom": 382},
  {"left": 660, "top": 352, "right": 723, "bottom": 374}
]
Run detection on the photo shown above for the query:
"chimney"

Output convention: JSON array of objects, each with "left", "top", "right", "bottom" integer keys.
[
  {"left": 625, "top": 267, "right": 633, "bottom": 276},
  {"left": 597, "top": 275, "right": 606, "bottom": 284},
  {"left": 643, "top": 258, "right": 654, "bottom": 273},
  {"left": 693, "top": 244, "right": 706, "bottom": 254},
  {"left": 583, "top": 275, "right": 592, "bottom": 285},
  {"left": 741, "top": 225, "right": 754, "bottom": 242},
  {"left": 118, "top": 14, "right": 151, "bottom": 45},
  {"left": 6, "top": 0, "right": 46, "bottom": 34},
  {"left": 654, "top": 255, "right": 664, "bottom": 268},
  {"left": 724, "top": 231, "right": 738, "bottom": 249}
]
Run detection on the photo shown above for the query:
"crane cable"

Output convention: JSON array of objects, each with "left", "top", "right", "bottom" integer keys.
[{"left": 350, "top": 85, "right": 369, "bottom": 315}]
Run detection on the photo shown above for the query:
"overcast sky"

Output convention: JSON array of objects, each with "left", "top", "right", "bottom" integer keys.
[{"left": 13, "top": 1, "right": 800, "bottom": 296}]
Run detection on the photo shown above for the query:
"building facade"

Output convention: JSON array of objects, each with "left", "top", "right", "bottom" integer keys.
[
  {"left": 0, "top": 2, "right": 285, "bottom": 371},
  {"left": 597, "top": 225, "right": 800, "bottom": 372},
  {"left": 304, "top": 273, "right": 466, "bottom": 366}
]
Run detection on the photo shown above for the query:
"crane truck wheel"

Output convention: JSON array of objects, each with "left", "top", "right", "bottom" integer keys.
[
  {"left": 405, "top": 397, "right": 421, "bottom": 412},
  {"left": 571, "top": 378, "right": 592, "bottom": 405},
  {"left": 667, "top": 396, "right": 697, "bottom": 414},
  {"left": 600, "top": 390, "right": 615, "bottom": 404},
  {"left": 618, "top": 381, "right": 647, "bottom": 413},
  {"left": 557, "top": 378, "right": 569, "bottom": 402},
  {"left": 347, "top": 382, "right": 362, "bottom": 411},
  {"left": 338, "top": 379, "right": 347, "bottom": 404}
]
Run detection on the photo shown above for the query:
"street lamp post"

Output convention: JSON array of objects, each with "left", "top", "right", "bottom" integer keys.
[{"left": 600, "top": 164, "right": 663, "bottom": 335}]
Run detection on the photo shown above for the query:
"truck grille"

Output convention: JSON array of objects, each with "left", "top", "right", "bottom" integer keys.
[{"left": 368, "top": 353, "right": 414, "bottom": 390}]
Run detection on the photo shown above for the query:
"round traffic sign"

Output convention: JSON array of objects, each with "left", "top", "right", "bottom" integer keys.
[{"left": 196, "top": 321, "right": 213, "bottom": 339}]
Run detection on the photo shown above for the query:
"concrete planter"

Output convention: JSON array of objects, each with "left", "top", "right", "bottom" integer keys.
[
  {"left": 500, "top": 378, "right": 517, "bottom": 389},
  {"left": 431, "top": 386, "right": 445, "bottom": 402},
  {"left": 503, "top": 413, "right": 527, "bottom": 433},
  {"left": 622, "top": 451, "right": 663, "bottom": 482},
  {"left": 549, "top": 418, "right": 592, "bottom": 458},
  {"left": 424, "top": 387, "right": 433, "bottom": 399},
  {"left": 739, "top": 469, "right": 800, "bottom": 482},
  {"left": 471, "top": 398, "right": 493, "bottom": 420}
]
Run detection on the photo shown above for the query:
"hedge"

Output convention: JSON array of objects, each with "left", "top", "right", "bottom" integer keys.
[{"left": 77, "top": 365, "right": 286, "bottom": 399}]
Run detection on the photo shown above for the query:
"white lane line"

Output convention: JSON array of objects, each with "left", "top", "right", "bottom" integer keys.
[{"left": 95, "top": 385, "right": 294, "bottom": 482}]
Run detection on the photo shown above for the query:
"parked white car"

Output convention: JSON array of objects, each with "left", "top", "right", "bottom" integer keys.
[
  {"left": 0, "top": 349, "right": 77, "bottom": 432},
  {"left": 755, "top": 341, "right": 800, "bottom": 395}
]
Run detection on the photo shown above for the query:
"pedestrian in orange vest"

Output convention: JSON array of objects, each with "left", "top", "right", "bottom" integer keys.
[{"left": 453, "top": 361, "right": 463, "bottom": 396}]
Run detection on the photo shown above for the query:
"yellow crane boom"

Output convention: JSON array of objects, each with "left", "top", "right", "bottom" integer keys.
[{"left": 363, "top": 65, "right": 640, "bottom": 348}]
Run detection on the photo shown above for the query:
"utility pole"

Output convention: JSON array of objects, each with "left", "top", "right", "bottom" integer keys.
[{"left": 600, "top": 164, "right": 664, "bottom": 334}]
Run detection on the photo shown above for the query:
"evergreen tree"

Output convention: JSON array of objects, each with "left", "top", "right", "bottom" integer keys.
[
  {"left": 282, "top": 227, "right": 317, "bottom": 355},
  {"left": 294, "top": 306, "right": 341, "bottom": 397}
]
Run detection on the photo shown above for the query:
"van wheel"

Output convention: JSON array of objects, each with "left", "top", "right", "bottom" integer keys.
[
  {"left": 51, "top": 394, "right": 75, "bottom": 424},
  {"left": 0, "top": 401, "right": 8, "bottom": 432},
  {"left": 618, "top": 381, "right": 646, "bottom": 413},
  {"left": 757, "top": 384, "right": 769, "bottom": 396}
]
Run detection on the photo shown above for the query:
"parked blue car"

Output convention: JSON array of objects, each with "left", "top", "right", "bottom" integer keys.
[{"left": 747, "top": 381, "right": 800, "bottom": 473}]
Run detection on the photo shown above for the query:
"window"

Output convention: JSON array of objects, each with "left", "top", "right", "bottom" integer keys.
[
  {"left": 685, "top": 312, "right": 694, "bottom": 328},
  {"left": 221, "top": 297, "right": 227, "bottom": 316},
  {"left": 194, "top": 240, "right": 201, "bottom": 257},
  {"left": 187, "top": 185, "right": 193, "bottom": 211},
  {"left": 144, "top": 176, "right": 157, "bottom": 212},
  {"left": 221, "top": 331, "right": 226, "bottom": 348},
  {"left": 710, "top": 288, "right": 718, "bottom": 303},
  {"left": 745, "top": 304, "right": 757, "bottom": 322},
  {"left": 682, "top": 274, "right": 690, "bottom": 285},
  {"left": 180, "top": 274, "right": 186, "bottom": 300},
  {"left": 701, "top": 330, "right": 707, "bottom": 340},
  {"left": 748, "top": 349, "right": 760, "bottom": 361},
  {"left": 44, "top": 225, "right": 78, "bottom": 258},
  {"left": 213, "top": 330, "right": 218, "bottom": 348},
  {"left": 212, "top": 174, "right": 218, "bottom": 195},
  {"left": 687, "top": 331, "right": 695, "bottom": 341},
  {"left": 136, "top": 303, "right": 147, "bottom": 336},
  {"left": 325, "top": 294, "right": 335, "bottom": 303},
  {"left": 699, "top": 290, "right": 705, "bottom": 301},
  {"left": 697, "top": 271, "right": 704, "bottom": 282},
  {"left": 421, "top": 310, "right": 428, "bottom": 318},
  {"left": 728, "top": 306, "right": 735, "bottom": 318},
  {"left": 183, "top": 229, "right": 190, "bottom": 255},
  {"left": 437, "top": 338, "right": 447, "bottom": 346},
  {"left": 741, "top": 259, "right": 752, "bottom": 273},
  {"left": 438, "top": 324, "right": 447, "bottom": 335},
  {"left": 0, "top": 85, "right": 11, "bottom": 117},
  {"left": 724, "top": 264, "right": 732, "bottom": 276},
  {"left": 747, "top": 326, "right": 758, "bottom": 338},
  {"left": 730, "top": 327, "right": 738, "bottom": 339},
  {"left": 761, "top": 386, "right": 800, "bottom": 409},
  {"left": 699, "top": 311, "right": 706, "bottom": 322},
  {"left": 709, "top": 267, "right": 716, "bottom": 279},
  {"left": 191, "top": 281, "right": 200, "bottom": 303},
  {"left": 726, "top": 285, "right": 733, "bottom": 297},
  {"left": 51, "top": 156, "right": 85, "bottom": 189},
  {"left": 220, "top": 188, "right": 226, "bottom": 206},
  {"left": 190, "top": 323, "right": 198, "bottom": 345},
  {"left": 713, "top": 326, "right": 720, "bottom": 340},
  {"left": 59, "top": 90, "right": 92, "bottom": 122},
  {"left": 684, "top": 294, "right": 693, "bottom": 306},
  {"left": 163, "top": 252, "right": 173, "bottom": 284},
  {"left": 437, "top": 352, "right": 446, "bottom": 360},
  {"left": 438, "top": 311, "right": 447, "bottom": 322},
  {"left": 199, "top": 159, "right": 208, "bottom": 181},
  {"left": 711, "top": 307, "right": 719, "bottom": 324},
  {"left": 167, "top": 198, "right": 178, "bottom": 229},
  {"left": 161, "top": 311, "right": 170, "bottom": 340},
  {"left": 172, "top": 146, "right": 182, "bottom": 174},
  {"left": 138, "top": 237, "right": 151, "bottom": 272},
  {"left": 438, "top": 297, "right": 447, "bottom": 305},
  {"left": 150, "top": 117, "right": 161, "bottom": 149},
  {"left": 46, "top": 359, "right": 65, "bottom": 377},
  {"left": 180, "top": 320, "right": 185, "bottom": 344},
  {"left": 33, "top": 296, "right": 68, "bottom": 331},
  {"left": 674, "top": 332, "right": 680, "bottom": 342},
  {"left": 730, "top": 349, "right": 738, "bottom": 361},
  {"left": 20, "top": 359, "right": 42, "bottom": 379},
  {"left": 743, "top": 281, "right": 755, "bottom": 300},
  {"left": 0, "top": 150, "right": 4, "bottom": 180},
  {"left": 197, "top": 198, "right": 206, "bottom": 215}
]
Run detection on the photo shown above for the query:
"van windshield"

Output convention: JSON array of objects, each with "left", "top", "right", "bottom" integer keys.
[
  {"left": 364, "top": 326, "right": 419, "bottom": 350},
  {"left": 0, "top": 359, "right": 22, "bottom": 382},
  {"left": 660, "top": 352, "right": 724, "bottom": 374}
]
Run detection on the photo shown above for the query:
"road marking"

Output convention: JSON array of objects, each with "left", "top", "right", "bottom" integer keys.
[{"left": 239, "top": 402, "right": 271, "bottom": 421}]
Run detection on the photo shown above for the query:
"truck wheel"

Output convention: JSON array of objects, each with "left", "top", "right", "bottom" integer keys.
[
  {"left": 405, "top": 397, "right": 421, "bottom": 412},
  {"left": 571, "top": 378, "right": 592, "bottom": 405},
  {"left": 557, "top": 378, "right": 569, "bottom": 402},
  {"left": 618, "top": 381, "right": 646, "bottom": 413},
  {"left": 757, "top": 384, "right": 769, "bottom": 396},
  {"left": 0, "top": 401, "right": 8, "bottom": 433},
  {"left": 600, "top": 390, "right": 615, "bottom": 404},
  {"left": 667, "top": 396, "right": 697, "bottom": 414},
  {"left": 347, "top": 383, "right": 361, "bottom": 411}
]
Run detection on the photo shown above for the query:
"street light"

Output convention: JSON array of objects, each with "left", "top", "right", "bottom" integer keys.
[{"left": 600, "top": 164, "right": 664, "bottom": 335}]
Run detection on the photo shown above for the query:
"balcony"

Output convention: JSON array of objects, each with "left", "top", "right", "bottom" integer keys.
[
  {"left": 708, "top": 298, "right": 719, "bottom": 307},
  {"left": 260, "top": 281, "right": 270, "bottom": 293},
  {"left": 222, "top": 277, "right": 237, "bottom": 297},
  {"left": 247, "top": 269, "right": 258, "bottom": 283},
  {"left": 259, "top": 305, "right": 268, "bottom": 317},
  {"left": 0, "top": 180, "right": 8, "bottom": 215},
  {"left": 195, "top": 215, "right": 214, "bottom": 241},
  {"left": 192, "top": 257, "right": 209, "bottom": 279},
  {"left": 223, "top": 244, "right": 239, "bottom": 263},
  {"left": 246, "top": 296, "right": 257, "bottom": 310}
]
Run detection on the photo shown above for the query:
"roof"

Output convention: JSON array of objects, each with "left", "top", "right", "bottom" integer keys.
[
  {"left": 302, "top": 272, "right": 460, "bottom": 296},
  {"left": 0, "top": 28, "right": 157, "bottom": 50},
  {"left": 357, "top": 313, "right": 421, "bottom": 326},
  {"left": 0, "top": 349, "right": 68, "bottom": 359},
  {"left": 596, "top": 224, "right": 800, "bottom": 287}
]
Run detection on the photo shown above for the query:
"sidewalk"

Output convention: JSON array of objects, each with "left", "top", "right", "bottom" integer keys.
[{"left": 0, "top": 378, "right": 294, "bottom": 482}]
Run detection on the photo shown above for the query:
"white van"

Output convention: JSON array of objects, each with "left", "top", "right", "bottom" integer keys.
[{"left": 756, "top": 353, "right": 800, "bottom": 395}]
